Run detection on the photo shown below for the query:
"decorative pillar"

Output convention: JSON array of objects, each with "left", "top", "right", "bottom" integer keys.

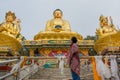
[{"left": 29, "top": 49, "right": 34, "bottom": 56}]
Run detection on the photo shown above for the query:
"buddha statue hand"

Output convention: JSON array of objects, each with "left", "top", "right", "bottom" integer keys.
[
  {"left": 52, "top": 25, "right": 64, "bottom": 32},
  {"left": 16, "top": 19, "right": 21, "bottom": 25},
  {"left": 55, "top": 25, "right": 62, "bottom": 29},
  {"left": 13, "top": 19, "right": 21, "bottom": 26}
]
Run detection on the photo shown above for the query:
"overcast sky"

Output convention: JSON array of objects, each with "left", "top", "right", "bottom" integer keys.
[{"left": 0, "top": 0, "right": 120, "bottom": 40}]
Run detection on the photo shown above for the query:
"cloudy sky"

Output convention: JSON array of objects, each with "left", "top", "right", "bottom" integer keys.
[{"left": 0, "top": 0, "right": 120, "bottom": 40}]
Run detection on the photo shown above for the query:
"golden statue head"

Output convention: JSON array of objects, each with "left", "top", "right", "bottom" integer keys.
[
  {"left": 53, "top": 9, "right": 63, "bottom": 18},
  {"left": 5, "top": 11, "right": 16, "bottom": 22},
  {"left": 99, "top": 15, "right": 108, "bottom": 27}
]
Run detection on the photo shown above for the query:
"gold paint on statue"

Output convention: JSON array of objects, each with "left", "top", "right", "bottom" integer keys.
[
  {"left": 95, "top": 15, "right": 120, "bottom": 53},
  {"left": 94, "top": 31, "right": 120, "bottom": 53},
  {"left": 0, "top": 11, "right": 24, "bottom": 55},
  {"left": 96, "top": 15, "right": 117, "bottom": 39},
  {"left": 0, "top": 11, "right": 23, "bottom": 42},
  {"left": 34, "top": 9, "right": 82, "bottom": 40},
  {"left": 45, "top": 9, "right": 71, "bottom": 32}
]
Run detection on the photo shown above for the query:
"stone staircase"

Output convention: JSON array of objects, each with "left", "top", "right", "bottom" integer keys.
[{"left": 29, "top": 65, "right": 93, "bottom": 80}]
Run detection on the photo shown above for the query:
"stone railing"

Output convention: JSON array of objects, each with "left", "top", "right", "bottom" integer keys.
[{"left": 0, "top": 56, "right": 119, "bottom": 80}]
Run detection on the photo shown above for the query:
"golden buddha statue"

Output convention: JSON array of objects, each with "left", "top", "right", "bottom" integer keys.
[
  {"left": 96, "top": 15, "right": 117, "bottom": 38},
  {"left": 34, "top": 9, "right": 82, "bottom": 40},
  {"left": 45, "top": 9, "right": 71, "bottom": 32},
  {"left": 94, "top": 15, "right": 119, "bottom": 53},
  {"left": 0, "top": 11, "right": 24, "bottom": 42}
]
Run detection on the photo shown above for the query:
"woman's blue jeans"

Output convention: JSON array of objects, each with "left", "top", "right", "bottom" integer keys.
[{"left": 71, "top": 69, "right": 80, "bottom": 80}]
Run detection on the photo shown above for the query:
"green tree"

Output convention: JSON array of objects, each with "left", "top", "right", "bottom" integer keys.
[{"left": 84, "top": 35, "right": 98, "bottom": 41}]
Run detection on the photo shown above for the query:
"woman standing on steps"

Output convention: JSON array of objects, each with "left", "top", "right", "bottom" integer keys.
[{"left": 68, "top": 36, "right": 80, "bottom": 80}]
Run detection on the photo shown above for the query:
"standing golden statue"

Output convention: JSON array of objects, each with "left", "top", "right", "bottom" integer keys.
[
  {"left": 45, "top": 9, "right": 71, "bottom": 32},
  {"left": 96, "top": 15, "right": 117, "bottom": 38},
  {"left": 0, "top": 11, "right": 24, "bottom": 42}
]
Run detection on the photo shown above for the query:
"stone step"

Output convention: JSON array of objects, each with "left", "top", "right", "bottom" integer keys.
[{"left": 29, "top": 67, "right": 93, "bottom": 80}]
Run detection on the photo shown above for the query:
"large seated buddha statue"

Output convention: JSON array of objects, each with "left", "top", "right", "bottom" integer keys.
[
  {"left": 34, "top": 9, "right": 82, "bottom": 40},
  {"left": 0, "top": 11, "right": 25, "bottom": 42},
  {"left": 96, "top": 15, "right": 118, "bottom": 39},
  {"left": 45, "top": 9, "right": 71, "bottom": 32}
]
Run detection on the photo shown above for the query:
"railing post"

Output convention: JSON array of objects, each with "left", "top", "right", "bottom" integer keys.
[
  {"left": 16, "top": 57, "right": 21, "bottom": 80},
  {"left": 32, "top": 58, "right": 35, "bottom": 74},
  {"left": 16, "top": 67, "right": 20, "bottom": 80},
  {"left": 30, "top": 57, "right": 34, "bottom": 76}
]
